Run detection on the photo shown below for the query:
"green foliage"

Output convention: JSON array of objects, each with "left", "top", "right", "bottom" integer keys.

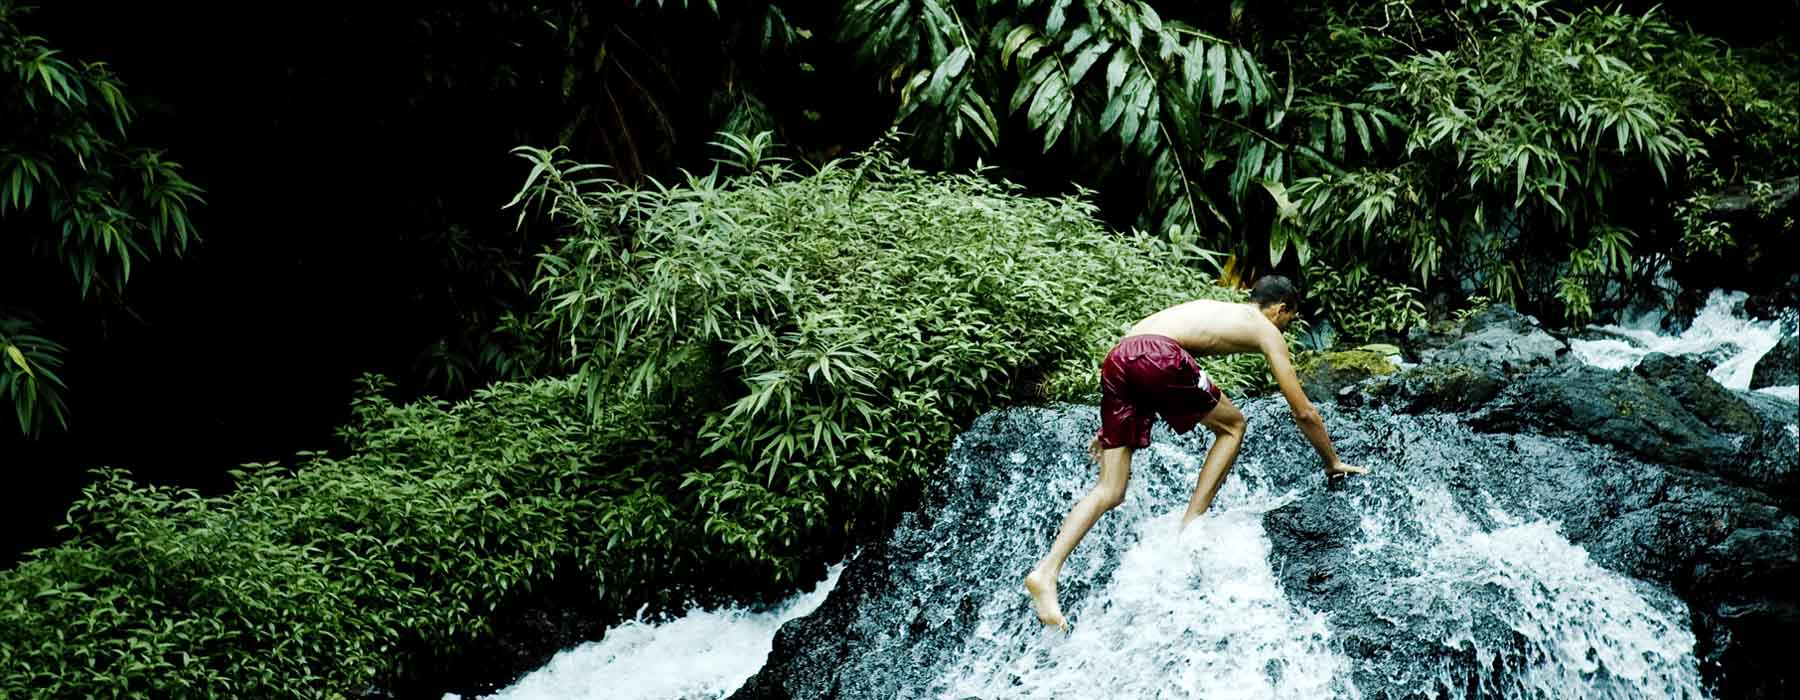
[
  {"left": 1644, "top": 32, "right": 1799, "bottom": 180},
  {"left": 0, "top": 314, "right": 68, "bottom": 435},
  {"left": 510, "top": 133, "right": 1254, "bottom": 574},
  {"left": 840, "top": 0, "right": 1284, "bottom": 241},
  {"left": 1, "top": 1, "right": 203, "bottom": 294},
  {"left": 0, "top": 376, "right": 680, "bottom": 699},
  {"left": 1302, "top": 261, "right": 1426, "bottom": 343},
  {"left": 1280, "top": 3, "right": 1704, "bottom": 322},
  {"left": 1453, "top": 295, "right": 1494, "bottom": 325},
  {"left": 837, "top": 1, "right": 1790, "bottom": 326},
  {"left": 1, "top": 0, "right": 203, "bottom": 436}
]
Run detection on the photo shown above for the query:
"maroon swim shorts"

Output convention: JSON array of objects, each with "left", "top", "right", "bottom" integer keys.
[{"left": 1097, "top": 334, "right": 1224, "bottom": 449}]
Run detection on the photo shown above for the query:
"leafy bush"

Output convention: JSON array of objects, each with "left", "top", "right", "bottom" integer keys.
[
  {"left": 1302, "top": 260, "right": 1426, "bottom": 344},
  {"left": 0, "top": 376, "right": 687, "bottom": 699},
  {"left": 511, "top": 133, "right": 1261, "bottom": 574},
  {"left": 839, "top": 0, "right": 1284, "bottom": 240}
]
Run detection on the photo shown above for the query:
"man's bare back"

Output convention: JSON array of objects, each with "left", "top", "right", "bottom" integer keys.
[{"left": 1127, "top": 298, "right": 1281, "bottom": 359}]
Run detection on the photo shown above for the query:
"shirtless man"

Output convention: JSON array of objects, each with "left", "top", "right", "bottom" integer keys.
[{"left": 1024, "top": 275, "right": 1368, "bottom": 631}]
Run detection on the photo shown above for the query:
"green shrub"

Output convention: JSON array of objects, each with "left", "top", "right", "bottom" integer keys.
[
  {"left": 2, "top": 1, "right": 204, "bottom": 437},
  {"left": 1302, "top": 259, "right": 1427, "bottom": 344},
  {"left": 0, "top": 377, "right": 680, "bottom": 699},
  {"left": 511, "top": 134, "right": 1262, "bottom": 575}
]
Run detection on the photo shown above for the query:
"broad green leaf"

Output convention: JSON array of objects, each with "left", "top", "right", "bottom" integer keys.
[
  {"left": 1230, "top": 49, "right": 1251, "bottom": 114},
  {"left": 1012, "top": 59, "right": 1059, "bottom": 113},
  {"left": 1330, "top": 109, "right": 1346, "bottom": 154},
  {"left": 1099, "top": 89, "right": 1128, "bottom": 132},
  {"left": 1001, "top": 25, "right": 1036, "bottom": 67},
  {"left": 1182, "top": 42, "right": 1205, "bottom": 92},
  {"left": 1067, "top": 41, "right": 1111, "bottom": 85},
  {"left": 5, "top": 345, "right": 32, "bottom": 377},
  {"left": 1047, "top": 0, "right": 1070, "bottom": 34},
  {"left": 1027, "top": 74, "right": 1065, "bottom": 129},
  {"left": 1206, "top": 44, "right": 1226, "bottom": 109},
  {"left": 1042, "top": 95, "right": 1074, "bottom": 152},
  {"left": 1105, "top": 50, "right": 1131, "bottom": 97},
  {"left": 1063, "top": 27, "right": 1092, "bottom": 55},
  {"left": 1515, "top": 149, "right": 1530, "bottom": 196},
  {"left": 1269, "top": 219, "right": 1290, "bottom": 266},
  {"left": 1260, "top": 180, "right": 1299, "bottom": 220},
  {"left": 925, "top": 46, "right": 972, "bottom": 104}
]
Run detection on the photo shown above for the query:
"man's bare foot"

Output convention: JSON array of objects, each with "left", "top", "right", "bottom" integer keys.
[
  {"left": 1325, "top": 462, "right": 1370, "bottom": 479},
  {"left": 1023, "top": 569, "right": 1068, "bottom": 632}
]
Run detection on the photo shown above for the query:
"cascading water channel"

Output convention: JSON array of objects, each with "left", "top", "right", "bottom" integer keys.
[
  {"left": 473, "top": 289, "right": 1792, "bottom": 699},
  {"left": 927, "top": 440, "right": 1359, "bottom": 700},
  {"left": 454, "top": 565, "right": 843, "bottom": 700},
  {"left": 1571, "top": 289, "right": 1794, "bottom": 400}
]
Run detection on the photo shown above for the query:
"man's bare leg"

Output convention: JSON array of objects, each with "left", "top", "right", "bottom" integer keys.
[
  {"left": 1025, "top": 443, "right": 1132, "bottom": 631},
  {"left": 1180, "top": 396, "right": 1247, "bottom": 531}
]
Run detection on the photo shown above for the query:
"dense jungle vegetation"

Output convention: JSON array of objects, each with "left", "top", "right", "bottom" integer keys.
[{"left": 1, "top": 0, "right": 1794, "bottom": 697}]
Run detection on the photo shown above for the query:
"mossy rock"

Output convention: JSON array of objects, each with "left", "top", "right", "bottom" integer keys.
[{"left": 1300, "top": 349, "right": 1400, "bottom": 399}]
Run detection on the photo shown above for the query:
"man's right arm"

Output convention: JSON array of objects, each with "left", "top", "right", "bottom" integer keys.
[{"left": 1260, "top": 330, "right": 1351, "bottom": 471}]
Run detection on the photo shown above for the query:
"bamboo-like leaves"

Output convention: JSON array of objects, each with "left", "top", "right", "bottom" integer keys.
[
  {"left": 849, "top": 0, "right": 1280, "bottom": 238},
  {"left": 0, "top": 317, "right": 71, "bottom": 437},
  {"left": 4, "top": 7, "right": 204, "bottom": 435}
]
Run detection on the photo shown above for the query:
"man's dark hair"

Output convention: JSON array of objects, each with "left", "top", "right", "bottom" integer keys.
[{"left": 1248, "top": 275, "right": 1301, "bottom": 311}]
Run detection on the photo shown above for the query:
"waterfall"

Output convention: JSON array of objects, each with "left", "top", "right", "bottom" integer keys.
[{"left": 472, "top": 288, "right": 1800, "bottom": 699}]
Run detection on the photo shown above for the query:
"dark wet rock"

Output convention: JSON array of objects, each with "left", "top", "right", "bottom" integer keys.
[
  {"left": 739, "top": 386, "right": 1796, "bottom": 699},
  {"left": 1706, "top": 176, "right": 1800, "bottom": 217},
  {"left": 1743, "top": 276, "right": 1800, "bottom": 331},
  {"left": 1469, "top": 354, "right": 1781, "bottom": 490},
  {"left": 739, "top": 306, "right": 1796, "bottom": 699},
  {"left": 1263, "top": 423, "right": 1798, "bottom": 699},
  {"left": 1348, "top": 363, "right": 1505, "bottom": 415},
  {"left": 735, "top": 408, "right": 1109, "bottom": 700},
  {"left": 1751, "top": 331, "right": 1797, "bottom": 389},
  {"left": 1262, "top": 491, "right": 1361, "bottom": 600},
  {"left": 1407, "top": 305, "right": 1569, "bottom": 374}
]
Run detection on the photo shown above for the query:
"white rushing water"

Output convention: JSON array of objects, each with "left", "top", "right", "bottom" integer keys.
[
  {"left": 1352, "top": 485, "right": 1707, "bottom": 698},
  {"left": 453, "top": 564, "right": 843, "bottom": 700},
  {"left": 1571, "top": 289, "right": 1794, "bottom": 400},
  {"left": 932, "top": 444, "right": 1357, "bottom": 699}
]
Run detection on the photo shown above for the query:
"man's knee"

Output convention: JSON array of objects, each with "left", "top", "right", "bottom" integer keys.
[
  {"left": 1096, "top": 484, "right": 1127, "bottom": 510},
  {"left": 1210, "top": 408, "right": 1247, "bottom": 439}
]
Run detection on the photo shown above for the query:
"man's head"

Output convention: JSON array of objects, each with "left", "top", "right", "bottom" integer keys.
[{"left": 1248, "top": 275, "right": 1302, "bottom": 330}]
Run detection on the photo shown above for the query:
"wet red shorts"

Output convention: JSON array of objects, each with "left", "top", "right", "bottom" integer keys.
[{"left": 1097, "top": 334, "right": 1223, "bottom": 449}]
